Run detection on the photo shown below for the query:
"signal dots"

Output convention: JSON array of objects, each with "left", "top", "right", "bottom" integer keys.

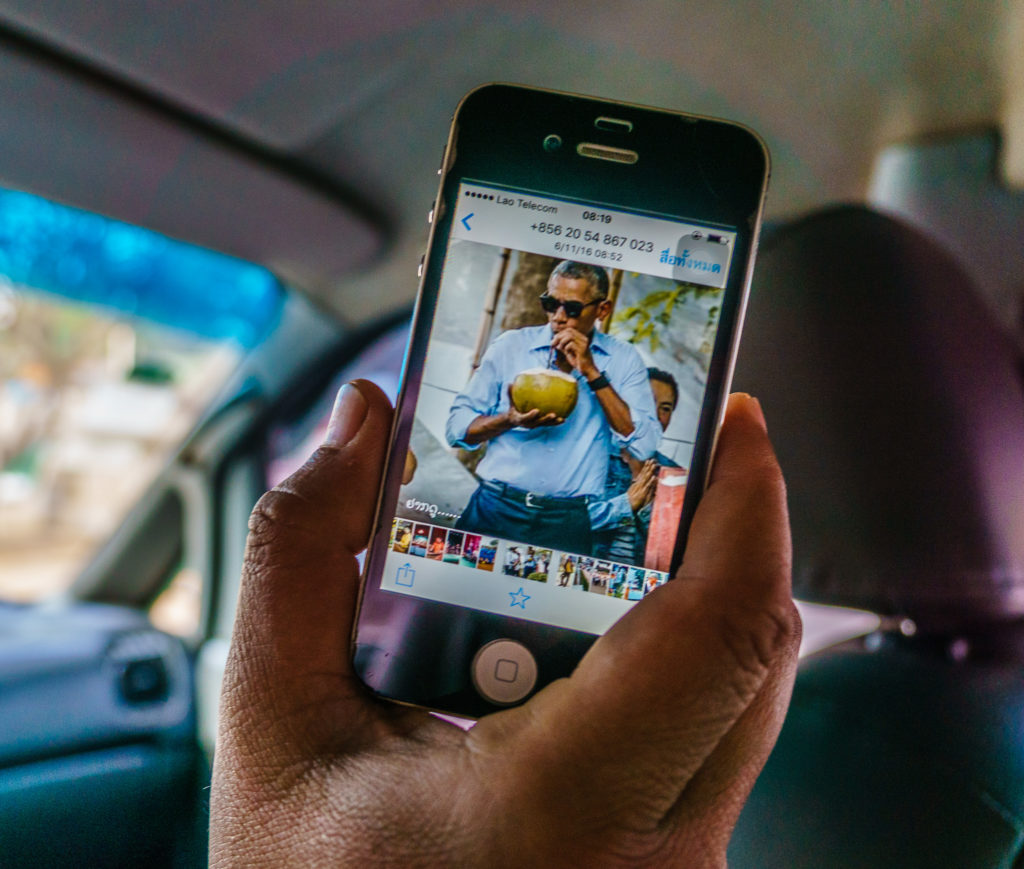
[{"left": 465, "top": 190, "right": 495, "bottom": 200}]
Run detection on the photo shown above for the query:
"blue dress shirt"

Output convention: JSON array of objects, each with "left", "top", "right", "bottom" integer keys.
[{"left": 446, "top": 324, "right": 659, "bottom": 498}]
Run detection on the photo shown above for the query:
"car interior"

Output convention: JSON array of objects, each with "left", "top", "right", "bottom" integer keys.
[
  {"left": 730, "top": 205, "right": 1024, "bottom": 867},
  {"left": 0, "top": 3, "right": 1022, "bottom": 866}
]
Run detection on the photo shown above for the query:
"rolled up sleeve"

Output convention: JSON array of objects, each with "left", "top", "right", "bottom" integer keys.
[
  {"left": 588, "top": 491, "right": 634, "bottom": 531},
  {"left": 446, "top": 344, "right": 504, "bottom": 450},
  {"left": 609, "top": 351, "right": 660, "bottom": 460}
]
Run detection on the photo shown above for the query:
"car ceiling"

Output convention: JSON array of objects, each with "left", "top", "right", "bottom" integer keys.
[{"left": 0, "top": 1, "right": 1020, "bottom": 329}]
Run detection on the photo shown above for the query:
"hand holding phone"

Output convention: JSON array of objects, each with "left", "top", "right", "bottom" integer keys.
[{"left": 210, "top": 382, "right": 801, "bottom": 867}]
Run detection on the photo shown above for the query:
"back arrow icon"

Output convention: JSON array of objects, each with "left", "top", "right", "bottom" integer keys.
[{"left": 461, "top": 212, "right": 474, "bottom": 231}]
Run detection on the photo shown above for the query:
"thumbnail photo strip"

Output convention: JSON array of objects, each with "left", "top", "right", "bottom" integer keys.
[{"left": 390, "top": 518, "right": 669, "bottom": 600}]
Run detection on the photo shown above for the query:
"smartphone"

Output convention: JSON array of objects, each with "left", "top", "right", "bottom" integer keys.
[{"left": 353, "top": 84, "right": 769, "bottom": 717}]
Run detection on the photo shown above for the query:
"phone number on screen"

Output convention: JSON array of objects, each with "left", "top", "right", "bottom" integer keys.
[{"left": 531, "top": 222, "right": 656, "bottom": 253}]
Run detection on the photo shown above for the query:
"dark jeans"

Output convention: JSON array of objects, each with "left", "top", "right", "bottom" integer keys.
[{"left": 456, "top": 480, "right": 593, "bottom": 554}]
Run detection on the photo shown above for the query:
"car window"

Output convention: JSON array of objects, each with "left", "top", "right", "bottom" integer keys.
[{"left": 0, "top": 187, "right": 285, "bottom": 604}]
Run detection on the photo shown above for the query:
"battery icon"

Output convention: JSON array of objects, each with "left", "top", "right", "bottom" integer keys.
[{"left": 708, "top": 234, "right": 729, "bottom": 245}]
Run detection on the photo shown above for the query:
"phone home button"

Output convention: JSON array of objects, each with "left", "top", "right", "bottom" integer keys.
[{"left": 471, "top": 639, "right": 538, "bottom": 705}]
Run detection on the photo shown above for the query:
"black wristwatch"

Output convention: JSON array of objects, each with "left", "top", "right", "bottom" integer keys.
[{"left": 587, "top": 371, "right": 610, "bottom": 391}]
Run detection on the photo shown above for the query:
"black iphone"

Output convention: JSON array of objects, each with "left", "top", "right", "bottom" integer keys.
[{"left": 353, "top": 84, "right": 770, "bottom": 718}]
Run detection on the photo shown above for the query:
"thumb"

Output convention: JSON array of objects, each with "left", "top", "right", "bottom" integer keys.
[{"left": 219, "top": 380, "right": 393, "bottom": 740}]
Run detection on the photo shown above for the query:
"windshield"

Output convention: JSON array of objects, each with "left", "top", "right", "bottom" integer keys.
[{"left": 0, "top": 188, "right": 285, "bottom": 602}]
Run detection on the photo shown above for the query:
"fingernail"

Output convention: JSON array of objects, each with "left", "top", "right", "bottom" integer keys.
[
  {"left": 325, "top": 383, "right": 368, "bottom": 446},
  {"left": 733, "top": 392, "right": 767, "bottom": 432}
]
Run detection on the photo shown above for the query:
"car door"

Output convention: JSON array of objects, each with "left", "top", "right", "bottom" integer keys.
[{"left": 0, "top": 187, "right": 361, "bottom": 867}]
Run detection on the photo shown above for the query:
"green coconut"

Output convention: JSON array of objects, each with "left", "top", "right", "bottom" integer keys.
[{"left": 510, "top": 367, "right": 578, "bottom": 419}]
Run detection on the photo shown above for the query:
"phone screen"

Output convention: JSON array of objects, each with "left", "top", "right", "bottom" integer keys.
[{"left": 376, "top": 179, "right": 737, "bottom": 637}]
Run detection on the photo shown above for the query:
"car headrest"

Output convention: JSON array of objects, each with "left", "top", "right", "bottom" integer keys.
[{"left": 734, "top": 205, "right": 1024, "bottom": 628}]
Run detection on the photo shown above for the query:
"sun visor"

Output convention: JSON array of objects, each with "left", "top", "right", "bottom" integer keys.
[{"left": 0, "top": 39, "right": 387, "bottom": 294}]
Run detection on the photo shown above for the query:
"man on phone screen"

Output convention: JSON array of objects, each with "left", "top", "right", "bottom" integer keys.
[
  {"left": 590, "top": 367, "right": 683, "bottom": 564},
  {"left": 446, "top": 260, "right": 659, "bottom": 554}
]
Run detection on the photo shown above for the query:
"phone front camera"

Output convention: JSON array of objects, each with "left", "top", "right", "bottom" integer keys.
[{"left": 542, "top": 134, "right": 562, "bottom": 153}]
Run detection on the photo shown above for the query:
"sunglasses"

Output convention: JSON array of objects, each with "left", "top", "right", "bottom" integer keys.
[{"left": 538, "top": 293, "right": 602, "bottom": 318}]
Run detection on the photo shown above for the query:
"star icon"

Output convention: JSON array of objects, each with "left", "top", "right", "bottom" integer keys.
[{"left": 509, "top": 587, "right": 530, "bottom": 609}]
